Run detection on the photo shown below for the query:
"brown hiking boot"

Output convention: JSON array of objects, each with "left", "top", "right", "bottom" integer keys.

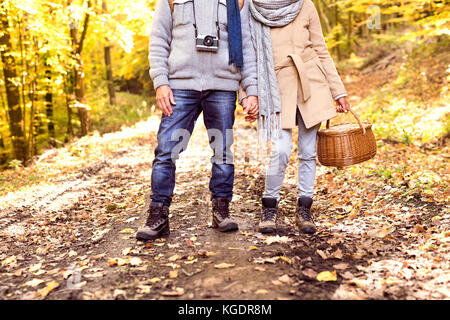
[
  {"left": 258, "top": 197, "right": 278, "bottom": 233},
  {"left": 295, "top": 196, "right": 316, "bottom": 234},
  {"left": 211, "top": 197, "right": 238, "bottom": 232},
  {"left": 136, "top": 203, "right": 170, "bottom": 240}
]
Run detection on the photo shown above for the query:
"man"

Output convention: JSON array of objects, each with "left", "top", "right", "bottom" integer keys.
[{"left": 136, "top": 0, "right": 258, "bottom": 240}]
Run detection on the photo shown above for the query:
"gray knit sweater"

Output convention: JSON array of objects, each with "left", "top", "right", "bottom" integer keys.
[{"left": 149, "top": 0, "right": 257, "bottom": 96}]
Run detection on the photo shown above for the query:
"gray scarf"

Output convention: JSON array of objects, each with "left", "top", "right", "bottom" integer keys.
[{"left": 249, "top": 0, "right": 303, "bottom": 141}]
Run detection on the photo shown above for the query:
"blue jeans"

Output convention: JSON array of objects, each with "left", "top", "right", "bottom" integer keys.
[{"left": 150, "top": 89, "right": 237, "bottom": 207}]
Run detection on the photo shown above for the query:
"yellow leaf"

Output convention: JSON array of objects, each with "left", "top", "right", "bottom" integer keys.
[
  {"left": 169, "top": 270, "right": 178, "bottom": 279},
  {"left": 279, "top": 256, "right": 292, "bottom": 264},
  {"left": 107, "top": 258, "right": 118, "bottom": 266},
  {"left": 316, "top": 270, "right": 337, "bottom": 282},
  {"left": 36, "top": 281, "right": 59, "bottom": 298},
  {"left": 119, "top": 228, "right": 135, "bottom": 234},
  {"left": 150, "top": 277, "right": 161, "bottom": 284},
  {"left": 248, "top": 246, "right": 259, "bottom": 251},
  {"left": 1, "top": 256, "right": 16, "bottom": 267}
]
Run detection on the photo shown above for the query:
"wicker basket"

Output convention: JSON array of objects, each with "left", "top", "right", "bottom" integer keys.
[{"left": 317, "top": 108, "right": 377, "bottom": 167}]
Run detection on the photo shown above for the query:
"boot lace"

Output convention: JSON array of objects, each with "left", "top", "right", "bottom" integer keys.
[
  {"left": 262, "top": 207, "right": 277, "bottom": 222},
  {"left": 145, "top": 207, "right": 167, "bottom": 228},
  {"left": 297, "top": 206, "right": 313, "bottom": 222}
]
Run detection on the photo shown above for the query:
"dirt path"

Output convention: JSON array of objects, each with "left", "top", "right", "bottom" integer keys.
[{"left": 0, "top": 113, "right": 448, "bottom": 300}]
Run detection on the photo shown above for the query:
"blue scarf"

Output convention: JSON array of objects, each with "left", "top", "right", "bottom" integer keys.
[{"left": 226, "top": 0, "right": 243, "bottom": 68}]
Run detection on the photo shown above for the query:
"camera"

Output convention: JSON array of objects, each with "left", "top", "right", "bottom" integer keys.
[{"left": 196, "top": 34, "right": 219, "bottom": 52}]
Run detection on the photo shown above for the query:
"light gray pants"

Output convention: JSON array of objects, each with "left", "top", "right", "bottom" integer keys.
[{"left": 263, "top": 112, "right": 320, "bottom": 200}]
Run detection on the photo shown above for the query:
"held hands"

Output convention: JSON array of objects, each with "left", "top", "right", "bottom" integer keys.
[
  {"left": 242, "top": 96, "right": 259, "bottom": 123},
  {"left": 336, "top": 96, "right": 350, "bottom": 113},
  {"left": 156, "top": 85, "right": 176, "bottom": 117}
]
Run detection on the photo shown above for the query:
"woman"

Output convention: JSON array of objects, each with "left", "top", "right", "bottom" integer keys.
[{"left": 241, "top": 0, "right": 350, "bottom": 234}]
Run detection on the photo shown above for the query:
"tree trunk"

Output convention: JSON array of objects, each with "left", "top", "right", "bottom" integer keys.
[
  {"left": 68, "top": 0, "right": 91, "bottom": 137},
  {"left": 45, "top": 67, "right": 55, "bottom": 145},
  {"left": 103, "top": 1, "right": 116, "bottom": 105},
  {"left": 0, "top": 3, "right": 27, "bottom": 163}
]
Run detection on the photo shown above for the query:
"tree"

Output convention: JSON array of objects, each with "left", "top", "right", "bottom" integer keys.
[
  {"left": 68, "top": 0, "right": 92, "bottom": 137},
  {"left": 0, "top": 1, "right": 27, "bottom": 163},
  {"left": 103, "top": 0, "right": 116, "bottom": 106}
]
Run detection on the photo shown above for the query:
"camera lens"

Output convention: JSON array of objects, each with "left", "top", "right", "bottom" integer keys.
[{"left": 203, "top": 36, "right": 213, "bottom": 46}]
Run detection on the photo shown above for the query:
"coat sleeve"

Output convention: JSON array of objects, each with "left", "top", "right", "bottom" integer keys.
[
  {"left": 239, "top": 0, "right": 258, "bottom": 97},
  {"left": 307, "top": 0, "right": 346, "bottom": 98},
  {"left": 148, "top": 0, "right": 173, "bottom": 90}
]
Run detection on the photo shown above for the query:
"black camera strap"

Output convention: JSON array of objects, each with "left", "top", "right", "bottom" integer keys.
[{"left": 192, "top": 0, "right": 220, "bottom": 40}]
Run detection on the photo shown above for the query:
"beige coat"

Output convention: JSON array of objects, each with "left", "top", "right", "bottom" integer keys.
[{"left": 241, "top": 0, "right": 347, "bottom": 129}]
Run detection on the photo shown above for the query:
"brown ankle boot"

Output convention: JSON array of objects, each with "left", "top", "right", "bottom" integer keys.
[
  {"left": 258, "top": 197, "right": 278, "bottom": 233},
  {"left": 295, "top": 196, "right": 316, "bottom": 234},
  {"left": 136, "top": 203, "right": 170, "bottom": 240},
  {"left": 212, "top": 197, "right": 238, "bottom": 232}
]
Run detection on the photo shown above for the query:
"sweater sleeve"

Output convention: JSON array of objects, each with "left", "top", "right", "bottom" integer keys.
[
  {"left": 148, "top": 0, "right": 173, "bottom": 90},
  {"left": 239, "top": 0, "right": 258, "bottom": 97},
  {"left": 307, "top": 0, "right": 346, "bottom": 98}
]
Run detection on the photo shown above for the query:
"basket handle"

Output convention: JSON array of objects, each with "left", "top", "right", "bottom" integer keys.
[{"left": 326, "top": 108, "right": 366, "bottom": 135}]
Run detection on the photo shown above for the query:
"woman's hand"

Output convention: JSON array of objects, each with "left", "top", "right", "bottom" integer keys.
[
  {"left": 336, "top": 96, "right": 350, "bottom": 113},
  {"left": 242, "top": 96, "right": 259, "bottom": 123}
]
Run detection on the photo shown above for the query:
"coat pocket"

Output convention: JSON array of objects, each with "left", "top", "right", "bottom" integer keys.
[
  {"left": 173, "top": 0, "right": 192, "bottom": 26},
  {"left": 314, "top": 57, "right": 328, "bottom": 80}
]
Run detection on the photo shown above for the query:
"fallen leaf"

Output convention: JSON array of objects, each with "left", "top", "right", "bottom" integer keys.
[
  {"left": 330, "top": 248, "right": 344, "bottom": 259},
  {"left": 169, "top": 270, "right": 178, "bottom": 279},
  {"left": 117, "top": 258, "right": 129, "bottom": 266},
  {"left": 168, "top": 254, "right": 180, "bottom": 262},
  {"left": 302, "top": 268, "right": 318, "bottom": 278},
  {"left": 29, "top": 263, "right": 42, "bottom": 273},
  {"left": 253, "top": 256, "right": 280, "bottom": 264},
  {"left": 278, "top": 274, "right": 293, "bottom": 285},
  {"left": 265, "top": 235, "right": 291, "bottom": 245},
  {"left": 2, "top": 256, "right": 17, "bottom": 267},
  {"left": 25, "top": 279, "right": 44, "bottom": 287},
  {"left": 316, "top": 249, "right": 328, "bottom": 260},
  {"left": 214, "top": 263, "right": 235, "bottom": 269},
  {"left": 122, "top": 248, "right": 132, "bottom": 256},
  {"left": 367, "top": 227, "right": 395, "bottom": 238},
  {"left": 137, "top": 285, "right": 151, "bottom": 294},
  {"left": 129, "top": 257, "right": 142, "bottom": 266},
  {"left": 279, "top": 256, "right": 292, "bottom": 264},
  {"left": 150, "top": 277, "right": 161, "bottom": 284},
  {"left": 119, "top": 228, "right": 135, "bottom": 234},
  {"left": 333, "top": 263, "right": 349, "bottom": 270},
  {"left": 255, "top": 289, "right": 269, "bottom": 295},
  {"left": 36, "top": 281, "right": 59, "bottom": 298},
  {"left": 316, "top": 270, "right": 337, "bottom": 282},
  {"left": 161, "top": 287, "right": 185, "bottom": 297},
  {"left": 125, "top": 217, "right": 138, "bottom": 223}
]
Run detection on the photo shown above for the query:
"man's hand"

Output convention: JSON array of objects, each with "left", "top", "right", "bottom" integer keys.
[
  {"left": 336, "top": 96, "right": 350, "bottom": 113},
  {"left": 156, "top": 85, "right": 176, "bottom": 117}
]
